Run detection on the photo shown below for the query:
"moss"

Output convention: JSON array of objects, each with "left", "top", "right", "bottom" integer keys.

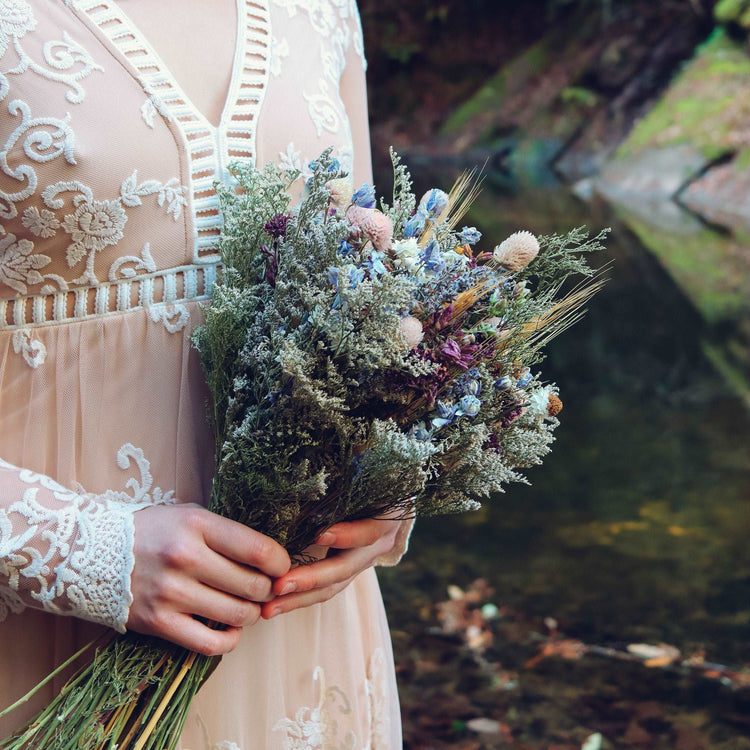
[
  {"left": 617, "top": 30, "right": 750, "bottom": 161},
  {"left": 714, "top": 0, "right": 750, "bottom": 27},
  {"left": 613, "top": 208, "right": 749, "bottom": 324},
  {"left": 441, "top": 39, "right": 551, "bottom": 135}
]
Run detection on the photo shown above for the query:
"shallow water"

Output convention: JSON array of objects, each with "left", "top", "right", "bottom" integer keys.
[{"left": 377, "top": 166, "right": 750, "bottom": 667}]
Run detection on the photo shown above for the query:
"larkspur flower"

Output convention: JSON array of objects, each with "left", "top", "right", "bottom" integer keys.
[
  {"left": 403, "top": 214, "right": 426, "bottom": 238},
  {"left": 494, "top": 375, "right": 513, "bottom": 391},
  {"left": 516, "top": 368, "right": 533, "bottom": 388},
  {"left": 420, "top": 240, "right": 446, "bottom": 275},
  {"left": 417, "top": 188, "right": 449, "bottom": 221},
  {"left": 351, "top": 183, "right": 376, "bottom": 208},
  {"left": 458, "top": 394, "right": 481, "bottom": 417},
  {"left": 460, "top": 226, "right": 482, "bottom": 245},
  {"left": 366, "top": 250, "right": 387, "bottom": 276}
]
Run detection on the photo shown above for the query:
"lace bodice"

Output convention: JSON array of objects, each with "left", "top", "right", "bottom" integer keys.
[{"left": 0, "top": 0, "right": 412, "bottom": 635}]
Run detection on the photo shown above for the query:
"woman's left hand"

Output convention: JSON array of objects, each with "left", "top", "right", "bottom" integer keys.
[{"left": 261, "top": 517, "right": 402, "bottom": 618}]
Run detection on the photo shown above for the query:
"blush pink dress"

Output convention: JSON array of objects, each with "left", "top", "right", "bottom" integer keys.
[{"left": 0, "top": 1, "right": 410, "bottom": 747}]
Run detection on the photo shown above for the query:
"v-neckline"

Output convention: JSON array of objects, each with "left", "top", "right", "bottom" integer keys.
[
  {"left": 95, "top": 0, "right": 247, "bottom": 134},
  {"left": 74, "top": 0, "right": 273, "bottom": 262}
]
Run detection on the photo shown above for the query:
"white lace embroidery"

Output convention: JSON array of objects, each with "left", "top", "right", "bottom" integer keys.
[
  {"left": 0, "top": 443, "right": 174, "bottom": 631},
  {"left": 273, "top": 649, "right": 391, "bottom": 750},
  {"left": 270, "top": 36, "right": 289, "bottom": 78},
  {"left": 274, "top": 666, "right": 357, "bottom": 750},
  {"left": 363, "top": 649, "right": 390, "bottom": 750},
  {"left": 32, "top": 172, "right": 187, "bottom": 287},
  {"left": 0, "top": 1, "right": 103, "bottom": 105},
  {"left": 0, "top": 98, "right": 76, "bottom": 221},
  {"left": 11, "top": 327, "right": 46, "bottom": 367},
  {"left": 148, "top": 302, "right": 190, "bottom": 333}
]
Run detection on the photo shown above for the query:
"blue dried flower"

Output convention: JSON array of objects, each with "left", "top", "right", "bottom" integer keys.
[
  {"left": 458, "top": 395, "right": 481, "bottom": 417},
  {"left": 366, "top": 250, "right": 387, "bottom": 276},
  {"left": 420, "top": 240, "right": 446, "bottom": 274},
  {"left": 494, "top": 376, "right": 513, "bottom": 391},
  {"left": 460, "top": 226, "right": 482, "bottom": 245},
  {"left": 403, "top": 214, "right": 426, "bottom": 239},
  {"left": 418, "top": 189, "right": 450, "bottom": 220},
  {"left": 352, "top": 183, "right": 376, "bottom": 208},
  {"left": 338, "top": 239, "right": 354, "bottom": 257},
  {"left": 410, "top": 422, "right": 432, "bottom": 441},
  {"left": 516, "top": 368, "right": 533, "bottom": 388}
]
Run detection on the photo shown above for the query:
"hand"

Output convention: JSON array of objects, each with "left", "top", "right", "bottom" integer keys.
[
  {"left": 127, "top": 504, "right": 291, "bottom": 656},
  {"left": 261, "top": 517, "right": 403, "bottom": 619}
]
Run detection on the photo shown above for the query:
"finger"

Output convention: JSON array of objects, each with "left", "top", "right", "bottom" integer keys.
[
  {"left": 180, "top": 581, "right": 262, "bottom": 629},
  {"left": 272, "top": 547, "right": 373, "bottom": 597},
  {"left": 153, "top": 613, "right": 243, "bottom": 656},
  {"left": 195, "top": 548, "right": 274, "bottom": 603},
  {"left": 316, "top": 518, "right": 397, "bottom": 549},
  {"left": 197, "top": 510, "right": 291, "bottom": 578},
  {"left": 261, "top": 578, "right": 354, "bottom": 618}
]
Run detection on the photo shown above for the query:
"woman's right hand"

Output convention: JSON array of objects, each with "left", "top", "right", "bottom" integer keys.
[{"left": 127, "top": 504, "right": 290, "bottom": 655}]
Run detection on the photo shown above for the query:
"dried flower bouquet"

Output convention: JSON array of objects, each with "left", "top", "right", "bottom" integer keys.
[{"left": 0, "top": 150, "right": 604, "bottom": 749}]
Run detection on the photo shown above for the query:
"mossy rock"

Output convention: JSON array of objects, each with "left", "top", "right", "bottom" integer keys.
[
  {"left": 617, "top": 29, "right": 750, "bottom": 161},
  {"left": 715, "top": 0, "right": 750, "bottom": 29}
]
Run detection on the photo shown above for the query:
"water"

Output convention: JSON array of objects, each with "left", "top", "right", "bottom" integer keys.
[{"left": 376, "top": 165, "right": 750, "bottom": 677}]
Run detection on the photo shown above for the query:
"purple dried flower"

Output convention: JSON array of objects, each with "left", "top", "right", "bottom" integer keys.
[{"left": 264, "top": 214, "right": 290, "bottom": 240}]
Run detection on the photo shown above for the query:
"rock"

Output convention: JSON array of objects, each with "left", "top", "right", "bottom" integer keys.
[
  {"left": 680, "top": 157, "right": 750, "bottom": 230},
  {"left": 466, "top": 717, "right": 502, "bottom": 734},
  {"left": 593, "top": 145, "right": 707, "bottom": 233}
]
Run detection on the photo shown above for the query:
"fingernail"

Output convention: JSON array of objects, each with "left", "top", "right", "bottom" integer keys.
[
  {"left": 316, "top": 532, "right": 335, "bottom": 546},
  {"left": 279, "top": 581, "right": 296, "bottom": 596},
  {"left": 267, "top": 606, "right": 281, "bottom": 618}
]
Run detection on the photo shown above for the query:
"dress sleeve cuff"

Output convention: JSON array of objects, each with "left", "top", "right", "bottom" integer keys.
[
  {"left": 65, "top": 497, "right": 145, "bottom": 633},
  {"left": 375, "top": 516, "right": 415, "bottom": 567}
]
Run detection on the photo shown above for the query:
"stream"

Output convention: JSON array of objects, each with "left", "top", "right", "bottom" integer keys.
[{"left": 375, "top": 162, "right": 750, "bottom": 748}]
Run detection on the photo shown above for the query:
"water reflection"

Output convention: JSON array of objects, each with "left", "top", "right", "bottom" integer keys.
[{"left": 377, "top": 167, "right": 750, "bottom": 665}]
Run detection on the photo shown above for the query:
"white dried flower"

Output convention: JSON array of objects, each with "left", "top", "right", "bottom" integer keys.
[
  {"left": 326, "top": 177, "right": 353, "bottom": 212},
  {"left": 493, "top": 230, "right": 539, "bottom": 271},
  {"left": 399, "top": 315, "right": 424, "bottom": 348}
]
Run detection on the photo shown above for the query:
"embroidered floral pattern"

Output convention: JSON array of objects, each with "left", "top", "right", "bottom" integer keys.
[
  {"left": 21, "top": 205, "right": 59, "bottom": 237},
  {"left": 0, "top": 232, "right": 49, "bottom": 294},
  {"left": 0, "top": 0, "right": 36, "bottom": 58},
  {"left": 39, "top": 173, "right": 187, "bottom": 286},
  {"left": 11, "top": 328, "right": 46, "bottom": 368},
  {"left": 148, "top": 302, "right": 190, "bottom": 333},
  {"left": 0, "top": 444, "right": 174, "bottom": 630},
  {"left": 61, "top": 195, "right": 127, "bottom": 268},
  {"left": 273, "top": 648, "right": 392, "bottom": 750},
  {"left": 270, "top": 36, "right": 289, "bottom": 78},
  {"left": 273, "top": 666, "right": 357, "bottom": 750},
  {"left": 0, "top": 0, "right": 103, "bottom": 106}
]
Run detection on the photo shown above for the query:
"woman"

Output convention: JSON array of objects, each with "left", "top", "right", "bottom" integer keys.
[{"left": 0, "top": 0, "right": 412, "bottom": 746}]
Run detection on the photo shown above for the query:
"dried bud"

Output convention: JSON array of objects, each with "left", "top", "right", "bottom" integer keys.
[
  {"left": 493, "top": 231, "right": 539, "bottom": 271},
  {"left": 327, "top": 178, "right": 353, "bottom": 211},
  {"left": 547, "top": 393, "right": 563, "bottom": 417},
  {"left": 399, "top": 316, "right": 424, "bottom": 348}
]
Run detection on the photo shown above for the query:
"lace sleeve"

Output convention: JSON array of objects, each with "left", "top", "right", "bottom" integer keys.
[{"left": 0, "top": 457, "right": 150, "bottom": 633}]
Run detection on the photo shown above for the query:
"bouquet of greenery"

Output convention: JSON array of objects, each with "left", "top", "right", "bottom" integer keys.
[{"left": 0, "top": 150, "right": 604, "bottom": 749}]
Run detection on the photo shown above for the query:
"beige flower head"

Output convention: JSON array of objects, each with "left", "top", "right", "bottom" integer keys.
[
  {"left": 346, "top": 205, "right": 393, "bottom": 252},
  {"left": 399, "top": 315, "right": 424, "bottom": 348},
  {"left": 326, "top": 177, "right": 353, "bottom": 212},
  {"left": 493, "top": 231, "right": 539, "bottom": 272}
]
